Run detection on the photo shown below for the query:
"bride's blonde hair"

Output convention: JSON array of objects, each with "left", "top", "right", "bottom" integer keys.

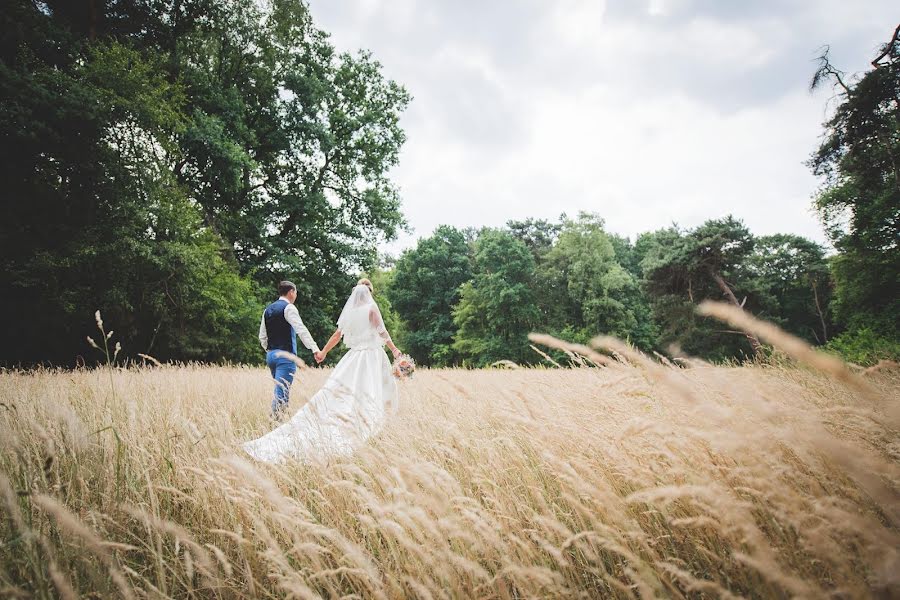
[{"left": 357, "top": 278, "right": 374, "bottom": 294}]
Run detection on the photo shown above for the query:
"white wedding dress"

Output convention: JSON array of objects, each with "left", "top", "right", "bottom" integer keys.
[{"left": 243, "top": 285, "right": 398, "bottom": 463}]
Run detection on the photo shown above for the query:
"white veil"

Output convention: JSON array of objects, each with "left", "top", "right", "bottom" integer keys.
[{"left": 336, "top": 284, "right": 392, "bottom": 342}]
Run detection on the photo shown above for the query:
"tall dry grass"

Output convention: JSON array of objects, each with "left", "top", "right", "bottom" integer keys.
[{"left": 1, "top": 314, "right": 899, "bottom": 598}]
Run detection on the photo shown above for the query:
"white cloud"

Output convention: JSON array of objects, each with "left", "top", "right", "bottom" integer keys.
[
  {"left": 389, "top": 84, "right": 823, "bottom": 249},
  {"left": 305, "top": 0, "right": 898, "bottom": 256},
  {"left": 549, "top": 0, "right": 608, "bottom": 46},
  {"left": 648, "top": 0, "right": 666, "bottom": 18},
  {"left": 574, "top": 15, "right": 786, "bottom": 69}
]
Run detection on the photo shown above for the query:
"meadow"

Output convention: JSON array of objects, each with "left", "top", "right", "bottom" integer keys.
[{"left": 1, "top": 312, "right": 898, "bottom": 599}]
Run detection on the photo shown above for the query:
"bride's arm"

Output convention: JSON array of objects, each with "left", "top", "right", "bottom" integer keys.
[
  {"left": 385, "top": 338, "right": 401, "bottom": 358},
  {"left": 319, "top": 329, "right": 342, "bottom": 360},
  {"left": 370, "top": 307, "right": 402, "bottom": 358}
]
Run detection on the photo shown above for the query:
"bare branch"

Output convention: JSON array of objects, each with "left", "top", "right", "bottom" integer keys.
[
  {"left": 871, "top": 23, "right": 900, "bottom": 68},
  {"left": 810, "top": 46, "right": 850, "bottom": 95}
]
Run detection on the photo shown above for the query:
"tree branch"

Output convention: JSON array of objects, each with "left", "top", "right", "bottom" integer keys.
[
  {"left": 281, "top": 152, "right": 333, "bottom": 236},
  {"left": 710, "top": 269, "right": 763, "bottom": 355},
  {"left": 871, "top": 23, "right": 900, "bottom": 68},
  {"left": 810, "top": 46, "right": 850, "bottom": 95}
]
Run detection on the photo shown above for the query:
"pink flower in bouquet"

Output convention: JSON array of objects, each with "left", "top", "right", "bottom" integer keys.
[{"left": 392, "top": 354, "right": 416, "bottom": 379}]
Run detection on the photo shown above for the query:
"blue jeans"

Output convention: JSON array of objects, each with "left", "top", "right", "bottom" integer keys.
[{"left": 266, "top": 350, "right": 297, "bottom": 419}]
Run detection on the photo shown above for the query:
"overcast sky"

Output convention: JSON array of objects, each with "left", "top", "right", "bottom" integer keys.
[{"left": 306, "top": 0, "right": 898, "bottom": 255}]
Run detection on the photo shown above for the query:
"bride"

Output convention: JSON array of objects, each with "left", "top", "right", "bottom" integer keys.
[{"left": 243, "top": 278, "right": 402, "bottom": 463}]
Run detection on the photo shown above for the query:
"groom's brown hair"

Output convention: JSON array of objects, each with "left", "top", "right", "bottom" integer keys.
[{"left": 278, "top": 281, "right": 297, "bottom": 296}]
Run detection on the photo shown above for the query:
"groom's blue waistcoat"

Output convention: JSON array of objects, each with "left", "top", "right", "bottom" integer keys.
[{"left": 264, "top": 299, "right": 296, "bottom": 354}]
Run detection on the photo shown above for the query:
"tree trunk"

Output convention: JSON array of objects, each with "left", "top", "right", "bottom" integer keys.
[
  {"left": 88, "top": 0, "right": 98, "bottom": 40},
  {"left": 812, "top": 280, "right": 828, "bottom": 343},
  {"left": 710, "top": 270, "right": 764, "bottom": 355}
]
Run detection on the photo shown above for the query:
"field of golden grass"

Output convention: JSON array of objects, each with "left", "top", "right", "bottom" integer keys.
[{"left": 1, "top": 343, "right": 899, "bottom": 597}]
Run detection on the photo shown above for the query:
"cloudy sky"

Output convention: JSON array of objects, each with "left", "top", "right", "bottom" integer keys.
[{"left": 306, "top": 0, "right": 897, "bottom": 255}]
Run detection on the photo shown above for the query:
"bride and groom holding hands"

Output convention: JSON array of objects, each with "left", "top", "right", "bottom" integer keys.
[{"left": 244, "top": 279, "right": 404, "bottom": 463}]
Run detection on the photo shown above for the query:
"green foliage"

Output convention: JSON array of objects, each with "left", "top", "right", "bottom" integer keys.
[
  {"left": 747, "top": 235, "right": 832, "bottom": 345},
  {"left": 640, "top": 218, "right": 765, "bottom": 360},
  {"left": 538, "top": 214, "right": 656, "bottom": 350},
  {"left": 508, "top": 217, "right": 562, "bottom": 262},
  {"left": 827, "top": 251, "right": 899, "bottom": 337},
  {"left": 608, "top": 233, "right": 643, "bottom": 279},
  {"left": 453, "top": 230, "right": 540, "bottom": 367},
  {"left": 387, "top": 226, "right": 472, "bottom": 366},
  {"left": 826, "top": 328, "right": 900, "bottom": 366},
  {"left": 0, "top": 0, "right": 408, "bottom": 365},
  {"left": 636, "top": 223, "right": 838, "bottom": 361},
  {"left": 388, "top": 214, "right": 840, "bottom": 367},
  {"left": 125, "top": 192, "right": 263, "bottom": 363},
  {"left": 809, "top": 35, "right": 900, "bottom": 343}
]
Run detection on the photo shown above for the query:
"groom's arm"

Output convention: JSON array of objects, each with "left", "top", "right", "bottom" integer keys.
[
  {"left": 284, "top": 304, "right": 321, "bottom": 353},
  {"left": 258, "top": 314, "right": 268, "bottom": 351}
]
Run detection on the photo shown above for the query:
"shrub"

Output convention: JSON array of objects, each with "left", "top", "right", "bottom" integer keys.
[{"left": 826, "top": 327, "right": 900, "bottom": 366}]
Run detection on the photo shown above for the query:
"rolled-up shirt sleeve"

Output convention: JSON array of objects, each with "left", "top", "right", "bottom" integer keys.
[
  {"left": 259, "top": 313, "right": 268, "bottom": 351},
  {"left": 284, "top": 304, "right": 320, "bottom": 353}
]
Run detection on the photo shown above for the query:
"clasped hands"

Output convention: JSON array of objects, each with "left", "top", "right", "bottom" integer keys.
[{"left": 313, "top": 346, "right": 400, "bottom": 365}]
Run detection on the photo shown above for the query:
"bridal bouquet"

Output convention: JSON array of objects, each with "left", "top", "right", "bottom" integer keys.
[{"left": 392, "top": 354, "right": 416, "bottom": 379}]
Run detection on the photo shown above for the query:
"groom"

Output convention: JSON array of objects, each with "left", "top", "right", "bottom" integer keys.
[{"left": 258, "top": 281, "right": 324, "bottom": 420}]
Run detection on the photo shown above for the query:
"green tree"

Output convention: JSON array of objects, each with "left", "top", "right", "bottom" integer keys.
[
  {"left": 0, "top": 14, "right": 260, "bottom": 363},
  {"left": 538, "top": 214, "right": 656, "bottom": 349},
  {"left": 640, "top": 217, "right": 763, "bottom": 360},
  {"left": 0, "top": 0, "right": 409, "bottom": 365},
  {"left": 387, "top": 226, "right": 472, "bottom": 366},
  {"left": 141, "top": 0, "right": 410, "bottom": 342},
  {"left": 608, "top": 233, "right": 643, "bottom": 279},
  {"left": 747, "top": 234, "right": 832, "bottom": 345},
  {"left": 453, "top": 230, "right": 540, "bottom": 366},
  {"left": 809, "top": 28, "right": 900, "bottom": 344},
  {"left": 508, "top": 217, "right": 562, "bottom": 262}
]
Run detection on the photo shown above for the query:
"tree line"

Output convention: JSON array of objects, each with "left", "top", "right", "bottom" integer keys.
[
  {"left": 1, "top": 2, "right": 896, "bottom": 367},
  {"left": 374, "top": 215, "right": 829, "bottom": 366},
  {"left": 380, "top": 194, "right": 896, "bottom": 367}
]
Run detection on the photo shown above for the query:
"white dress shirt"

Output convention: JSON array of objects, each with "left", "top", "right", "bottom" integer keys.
[{"left": 259, "top": 297, "right": 321, "bottom": 354}]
